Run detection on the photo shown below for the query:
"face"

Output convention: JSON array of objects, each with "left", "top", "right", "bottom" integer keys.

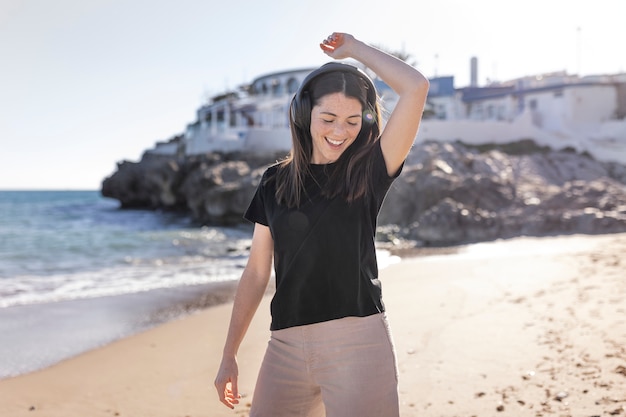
[{"left": 309, "top": 92, "right": 363, "bottom": 164}]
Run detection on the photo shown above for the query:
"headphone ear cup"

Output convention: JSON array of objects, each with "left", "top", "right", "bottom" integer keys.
[
  {"left": 291, "top": 91, "right": 311, "bottom": 129},
  {"left": 289, "top": 96, "right": 298, "bottom": 127}
]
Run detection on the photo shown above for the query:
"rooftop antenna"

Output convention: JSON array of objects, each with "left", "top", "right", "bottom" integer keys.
[
  {"left": 470, "top": 56, "right": 478, "bottom": 87},
  {"left": 576, "top": 26, "right": 582, "bottom": 76}
]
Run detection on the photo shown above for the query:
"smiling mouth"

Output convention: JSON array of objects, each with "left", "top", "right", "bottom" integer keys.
[{"left": 326, "top": 137, "right": 345, "bottom": 147}]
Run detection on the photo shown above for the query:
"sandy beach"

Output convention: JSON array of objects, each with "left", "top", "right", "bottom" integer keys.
[{"left": 1, "top": 233, "right": 625, "bottom": 417}]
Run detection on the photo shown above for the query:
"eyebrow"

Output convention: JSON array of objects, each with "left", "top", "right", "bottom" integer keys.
[{"left": 319, "top": 111, "right": 361, "bottom": 119}]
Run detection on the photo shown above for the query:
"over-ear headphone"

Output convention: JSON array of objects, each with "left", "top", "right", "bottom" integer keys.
[{"left": 290, "top": 62, "right": 377, "bottom": 129}]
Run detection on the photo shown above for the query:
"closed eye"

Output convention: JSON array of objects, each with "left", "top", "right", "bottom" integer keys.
[
  {"left": 322, "top": 119, "right": 359, "bottom": 126},
  {"left": 321, "top": 119, "right": 360, "bottom": 126}
]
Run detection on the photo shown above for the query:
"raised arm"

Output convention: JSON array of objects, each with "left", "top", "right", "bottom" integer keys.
[
  {"left": 214, "top": 223, "right": 274, "bottom": 409},
  {"left": 320, "top": 32, "right": 429, "bottom": 176}
]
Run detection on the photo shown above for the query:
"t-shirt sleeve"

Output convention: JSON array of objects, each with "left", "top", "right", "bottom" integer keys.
[
  {"left": 372, "top": 139, "right": 404, "bottom": 188},
  {"left": 243, "top": 170, "right": 270, "bottom": 226}
]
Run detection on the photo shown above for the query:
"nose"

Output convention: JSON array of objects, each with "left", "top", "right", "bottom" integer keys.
[{"left": 333, "top": 123, "right": 348, "bottom": 137}]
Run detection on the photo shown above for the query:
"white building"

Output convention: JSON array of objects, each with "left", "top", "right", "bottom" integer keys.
[
  {"left": 177, "top": 65, "right": 397, "bottom": 157},
  {"left": 183, "top": 68, "right": 316, "bottom": 156},
  {"left": 418, "top": 71, "right": 626, "bottom": 164},
  {"left": 146, "top": 63, "right": 626, "bottom": 165}
]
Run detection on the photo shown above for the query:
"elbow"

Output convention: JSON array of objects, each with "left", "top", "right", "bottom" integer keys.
[
  {"left": 402, "top": 72, "right": 429, "bottom": 97},
  {"left": 415, "top": 74, "right": 430, "bottom": 95},
  {"left": 403, "top": 77, "right": 429, "bottom": 103}
]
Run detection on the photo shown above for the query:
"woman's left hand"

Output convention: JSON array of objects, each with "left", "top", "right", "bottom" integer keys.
[{"left": 319, "top": 32, "right": 355, "bottom": 59}]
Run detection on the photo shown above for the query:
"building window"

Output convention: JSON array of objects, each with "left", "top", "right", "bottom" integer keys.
[
  {"left": 497, "top": 105, "right": 506, "bottom": 120},
  {"left": 271, "top": 79, "right": 282, "bottom": 96},
  {"left": 529, "top": 99, "right": 538, "bottom": 110},
  {"left": 287, "top": 77, "right": 299, "bottom": 94},
  {"left": 436, "top": 104, "right": 446, "bottom": 120},
  {"left": 472, "top": 103, "right": 483, "bottom": 119}
]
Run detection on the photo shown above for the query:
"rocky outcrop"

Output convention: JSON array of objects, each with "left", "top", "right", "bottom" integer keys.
[
  {"left": 179, "top": 159, "right": 259, "bottom": 225},
  {"left": 102, "top": 151, "right": 283, "bottom": 223},
  {"left": 379, "top": 141, "right": 626, "bottom": 245},
  {"left": 101, "top": 154, "right": 186, "bottom": 209},
  {"left": 101, "top": 140, "right": 626, "bottom": 245}
]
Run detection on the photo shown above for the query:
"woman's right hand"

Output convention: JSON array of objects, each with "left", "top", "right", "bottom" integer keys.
[
  {"left": 319, "top": 32, "right": 357, "bottom": 60},
  {"left": 214, "top": 355, "right": 241, "bottom": 409}
]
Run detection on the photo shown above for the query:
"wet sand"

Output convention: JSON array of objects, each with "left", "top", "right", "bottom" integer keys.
[
  {"left": 1, "top": 233, "right": 624, "bottom": 416},
  {"left": 0, "top": 281, "right": 241, "bottom": 379}
]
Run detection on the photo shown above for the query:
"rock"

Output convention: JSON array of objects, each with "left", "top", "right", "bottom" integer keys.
[
  {"left": 180, "top": 161, "right": 260, "bottom": 225},
  {"left": 554, "top": 391, "right": 569, "bottom": 401},
  {"left": 102, "top": 150, "right": 278, "bottom": 224},
  {"left": 101, "top": 140, "right": 626, "bottom": 244},
  {"left": 101, "top": 154, "right": 186, "bottom": 209},
  {"left": 379, "top": 140, "right": 626, "bottom": 245}
]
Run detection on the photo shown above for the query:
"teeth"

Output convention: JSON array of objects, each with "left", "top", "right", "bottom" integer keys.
[{"left": 327, "top": 138, "right": 344, "bottom": 146}]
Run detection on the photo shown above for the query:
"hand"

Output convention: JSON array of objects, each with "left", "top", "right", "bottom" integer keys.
[
  {"left": 319, "top": 32, "right": 355, "bottom": 59},
  {"left": 214, "top": 356, "right": 241, "bottom": 409}
]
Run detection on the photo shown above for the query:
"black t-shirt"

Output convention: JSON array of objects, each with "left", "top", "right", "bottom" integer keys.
[{"left": 244, "top": 141, "right": 401, "bottom": 330}]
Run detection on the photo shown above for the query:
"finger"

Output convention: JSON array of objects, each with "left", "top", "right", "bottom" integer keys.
[
  {"left": 215, "top": 379, "right": 234, "bottom": 409},
  {"left": 231, "top": 376, "right": 239, "bottom": 399},
  {"left": 218, "top": 391, "right": 234, "bottom": 408},
  {"left": 320, "top": 42, "right": 334, "bottom": 53},
  {"left": 219, "top": 387, "right": 235, "bottom": 409},
  {"left": 220, "top": 398, "right": 235, "bottom": 409}
]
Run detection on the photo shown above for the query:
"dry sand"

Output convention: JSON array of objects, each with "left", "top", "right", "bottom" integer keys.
[{"left": 1, "top": 233, "right": 625, "bottom": 417}]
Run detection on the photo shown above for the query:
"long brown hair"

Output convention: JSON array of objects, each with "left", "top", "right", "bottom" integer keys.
[{"left": 273, "top": 63, "right": 382, "bottom": 208}]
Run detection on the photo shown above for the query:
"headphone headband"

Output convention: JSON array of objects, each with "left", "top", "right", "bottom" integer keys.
[
  {"left": 290, "top": 62, "right": 377, "bottom": 129},
  {"left": 294, "top": 62, "right": 375, "bottom": 104}
]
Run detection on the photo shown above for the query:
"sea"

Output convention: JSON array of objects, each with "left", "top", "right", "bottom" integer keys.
[
  {"left": 0, "top": 190, "right": 400, "bottom": 379},
  {"left": 0, "top": 190, "right": 254, "bottom": 309},
  {"left": 0, "top": 190, "right": 254, "bottom": 379}
]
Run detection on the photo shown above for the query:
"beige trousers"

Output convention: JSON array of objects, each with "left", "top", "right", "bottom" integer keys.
[{"left": 249, "top": 313, "right": 399, "bottom": 417}]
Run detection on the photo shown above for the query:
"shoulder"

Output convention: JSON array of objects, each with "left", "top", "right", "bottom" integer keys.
[
  {"left": 261, "top": 163, "right": 281, "bottom": 182},
  {"left": 255, "top": 162, "right": 284, "bottom": 193}
]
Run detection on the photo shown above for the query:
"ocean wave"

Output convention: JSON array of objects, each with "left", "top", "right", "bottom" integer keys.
[{"left": 0, "top": 256, "right": 246, "bottom": 308}]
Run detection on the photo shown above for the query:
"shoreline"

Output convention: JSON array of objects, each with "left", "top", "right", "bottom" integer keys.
[
  {"left": 1, "top": 232, "right": 625, "bottom": 416},
  {"left": 0, "top": 280, "right": 243, "bottom": 379}
]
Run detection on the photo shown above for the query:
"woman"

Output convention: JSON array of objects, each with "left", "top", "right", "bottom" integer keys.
[{"left": 215, "top": 32, "right": 429, "bottom": 416}]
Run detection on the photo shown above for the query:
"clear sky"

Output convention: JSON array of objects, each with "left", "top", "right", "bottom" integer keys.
[{"left": 1, "top": 0, "right": 624, "bottom": 190}]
